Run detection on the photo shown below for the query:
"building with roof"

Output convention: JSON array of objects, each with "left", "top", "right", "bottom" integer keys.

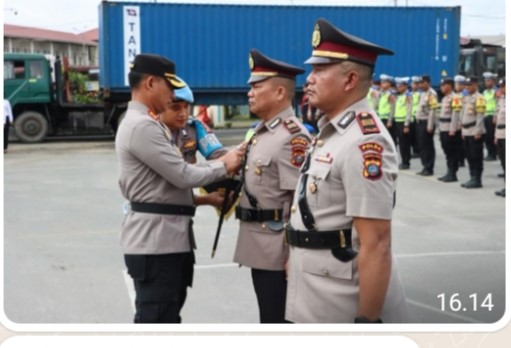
[{"left": 3, "top": 24, "right": 99, "bottom": 67}]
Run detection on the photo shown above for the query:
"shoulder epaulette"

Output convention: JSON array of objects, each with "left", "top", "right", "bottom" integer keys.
[
  {"left": 283, "top": 118, "right": 300, "bottom": 134},
  {"left": 356, "top": 112, "right": 380, "bottom": 135}
]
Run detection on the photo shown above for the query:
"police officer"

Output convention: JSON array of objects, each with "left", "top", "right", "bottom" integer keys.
[
  {"left": 367, "top": 77, "right": 381, "bottom": 110},
  {"left": 454, "top": 75, "right": 468, "bottom": 167},
  {"left": 460, "top": 76, "right": 486, "bottom": 189},
  {"left": 285, "top": 18, "right": 408, "bottom": 323},
  {"left": 415, "top": 75, "right": 438, "bottom": 176},
  {"left": 159, "top": 76, "right": 230, "bottom": 207},
  {"left": 115, "top": 54, "right": 242, "bottom": 323},
  {"left": 437, "top": 77, "right": 463, "bottom": 182},
  {"left": 482, "top": 72, "right": 498, "bottom": 161},
  {"left": 233, "top": 49, "right": 311, "bottom": 323},
  {"left": 392, "top": 77, "right": 412, "bottom": 169},
  {"left": 377, "top": 74, "right": 396, "bottom": 144},
  {"left": 409, "top": 76, "right": 421, "bottom": 157},
  {"left": 301, "top": 82, "right": 322, "bottom": 133},
  {"left": 495, "top": 78, "right": 505, "bottom": 197}
]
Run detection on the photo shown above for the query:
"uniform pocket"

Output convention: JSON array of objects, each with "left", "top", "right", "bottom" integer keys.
[
  {"left": 307, "top": 164, "right": 332, "bottom": 210},
  {"left": 250, "top": 156, "right": 272, "bottom": 185},
  {"left": 302, "top": 249, "right": 353, "bottom": 280}
]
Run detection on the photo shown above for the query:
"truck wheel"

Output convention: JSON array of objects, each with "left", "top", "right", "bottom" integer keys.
[{"left": 14, "top": 111, "right": 49, "bottom": 143}]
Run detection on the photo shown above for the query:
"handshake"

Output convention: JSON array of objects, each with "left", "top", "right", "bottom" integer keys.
[{"left": 218, "top": 141, "right": 248, "bottom": 175}]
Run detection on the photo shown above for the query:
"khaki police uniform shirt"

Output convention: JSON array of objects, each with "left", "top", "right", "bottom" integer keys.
[
  {"left": 233, "top": 106, "right": 311, "bottom": 271},
  {"left": 461, "top": 92, "right": 486, "bottom": 137},
  {"left": 416, "top": 87, "right": 438, "bottom": 130},
  {"left": 439, "top": 92, "right": 459, "bottom": 133},
  {"left": 285, "top": 98, "right": 408, "bottom": 323},
  {"left": 495, "top": 94, "right": 506, "bottom": 140},
  {"left": 115, "top": 101, "right": 227, "bottom": 254}
]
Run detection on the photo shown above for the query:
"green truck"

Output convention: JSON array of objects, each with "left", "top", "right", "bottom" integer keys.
[{"left": 3, "top": 53, "right": 111, "bottom": 143}]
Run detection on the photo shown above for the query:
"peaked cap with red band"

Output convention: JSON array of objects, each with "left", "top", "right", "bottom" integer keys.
[
  {"left": 248, "top": 48, "right": 305, "bottom": 84},
  {"left": 305, "top": 18, "right": 394, "bottom": 67}
]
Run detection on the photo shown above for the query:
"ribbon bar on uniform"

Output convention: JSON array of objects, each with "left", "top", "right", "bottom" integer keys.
[
  {"left": 285, "top": 225, "right": 352, "bottom": 249},
  {"left": 235, "top": 207, "right": 283, "bottom": 222},
  {"left": 130, "top": 202, "right": 196, "bottom": 216}
]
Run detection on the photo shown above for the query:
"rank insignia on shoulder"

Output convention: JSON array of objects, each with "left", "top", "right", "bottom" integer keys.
[
  {"left": 283, "top": 119, "right": 300, "bottom": 133},
  {"left": 338, "top": 111, "right": 356, "bottom": 129},
  {"left": 269, "top": 117, "right": 282, "bottom": 129},
  {"left": 356, "top": 112, "right": 380, "bottom": 135}
]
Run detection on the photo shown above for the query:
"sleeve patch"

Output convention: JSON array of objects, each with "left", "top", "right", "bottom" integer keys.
[
  {"left": 356, "top": 112, "right": 380, "bottom": 135},
  {"left": 283, "top": 119, "right": 301, "bottom": 134},
  {"left": 290, "top": 135, "right": 309, "bottom": 167},
  {"left": 360, "top": 141, "right": 384, "bottom": 180},
  {"left": 359, "top": 142, "right": 383, "bottom": 153}
]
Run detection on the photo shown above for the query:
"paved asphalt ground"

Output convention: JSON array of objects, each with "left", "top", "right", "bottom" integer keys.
[{"left": 2, "top": 129, "right": 506, "bottom": 325}]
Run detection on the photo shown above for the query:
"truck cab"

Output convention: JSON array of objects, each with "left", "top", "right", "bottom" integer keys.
[
  {"left": 459, "top": 38, "right": 506, "bottom": 82},
  {"left": 4, "top": 53, "right": 53, "bottom": 142},
  {"left": 3, "top": 53, "right": 107, "bottom": 143}
]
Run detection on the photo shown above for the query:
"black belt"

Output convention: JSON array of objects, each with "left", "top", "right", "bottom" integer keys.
[
  {"left": 439, "top": 117, "right": 452, "bottom": 123},
  {"left": 235, "top": 206, "right": 283, "bottom": 222},
  {"left": 285, "top": 225, "right": 352, "bottom": 249},
  {"left": 462, "top": 121, "right": 477, "bottom": 129},
  {"left": 130, "top": 202, "right": 196, "bottom": 216},
  {"left": 497, "top": 124, "right": 506, "bottom": 129}
]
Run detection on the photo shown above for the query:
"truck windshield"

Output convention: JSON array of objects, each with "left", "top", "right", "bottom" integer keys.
[
  {"left": 4, "top": 60, "right": 25, "bottom": 80},
  {"left": 459, "top": 54, "right": 473, "bottom": 76}
]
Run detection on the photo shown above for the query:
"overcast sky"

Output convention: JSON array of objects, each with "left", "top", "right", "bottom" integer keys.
[{"left": 2, "top": 0, "right": 507, "bottom": 36}]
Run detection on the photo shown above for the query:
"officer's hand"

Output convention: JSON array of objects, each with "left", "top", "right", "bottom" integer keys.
[
  {"left": 207, "top": 191, "right": 226, "bottom": 208},
  {"left": 427, "top": 127, "right": 433, "bottom": 134},
  {"left": 386, "top": 121, "right": 392, "bottom": 128},
  {"left": 220, "top": 148, "right": 242, "bottom": 175},
  {"left": 494, "top": 137, "right": 498, "bottom": 145},
  {"left": 403, "top": 127, "right": 409, "bottom": 134},
  {"left": 449, "top": 131, "right": 455, "bottom": 137},
  {"left": 474, "top": 134, "right": 481, "bottom": 141},
  {"left": 236, "top": 141, "right": 248, "bottom": 155}
]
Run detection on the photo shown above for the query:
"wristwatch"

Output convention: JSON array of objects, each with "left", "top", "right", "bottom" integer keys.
[{"left": 354, "top": 316, "right": 383, "bottom": 323}]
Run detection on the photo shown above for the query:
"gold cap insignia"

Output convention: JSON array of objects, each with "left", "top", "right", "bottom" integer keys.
[
  {"left": 312, "top": 23, "right": 321, "bottom": 48},
  {"left": 249, "top": 54, "right": 254, "bottom": 70}
]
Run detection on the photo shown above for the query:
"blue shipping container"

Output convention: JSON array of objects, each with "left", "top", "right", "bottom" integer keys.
[{"left": 99, "top": 2, "right": 460, "bottom": 104}]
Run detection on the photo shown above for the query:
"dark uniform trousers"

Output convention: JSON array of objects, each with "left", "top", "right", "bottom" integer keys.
[
  {"left": 251, "top": 268, "right": 289, "bottom": 323},
  {"left": 384, "top": 121, "right": 397, "bottom": 145},
  {"left": 124, "top": 252, "right": 194, "bottom": 323},
  {"left": 464, "top": 135, "right": 485, "bottom": 180},
  {"left": 417, "top": 120, "right": 435, "bottom": 172},
  {"left": 4, "top": 118, "right": 10, "bottom": 150},
  {"left": 497, "top": 138, "right": 506, "bottom": 176},
  {"left": 395, "top": 122, "right": 411, "bottom": 165},
  {"left": 484, "top": 115, "right": 497, "bottom": 158},
  {"left": 409, "top": 120, "right": 420, "bottom": 155},
  {"left": 440, "top": 131, "right": 463, "bottom": 174}
]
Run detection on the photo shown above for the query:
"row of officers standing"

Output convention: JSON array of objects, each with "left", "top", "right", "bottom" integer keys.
[
  {"left": 116, "top": 17, "right": 409, "bottom": 324},
  {"left": 369, "top": 72, "right": 506, "bottom": 194}
]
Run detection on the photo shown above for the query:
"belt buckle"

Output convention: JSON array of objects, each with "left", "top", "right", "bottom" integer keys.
[
  {"left": 273, "top": 209, "right": 279, "bottom": 221},
  {"left": 244, "top": 209, "right": 252, "bottom": 221}
]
